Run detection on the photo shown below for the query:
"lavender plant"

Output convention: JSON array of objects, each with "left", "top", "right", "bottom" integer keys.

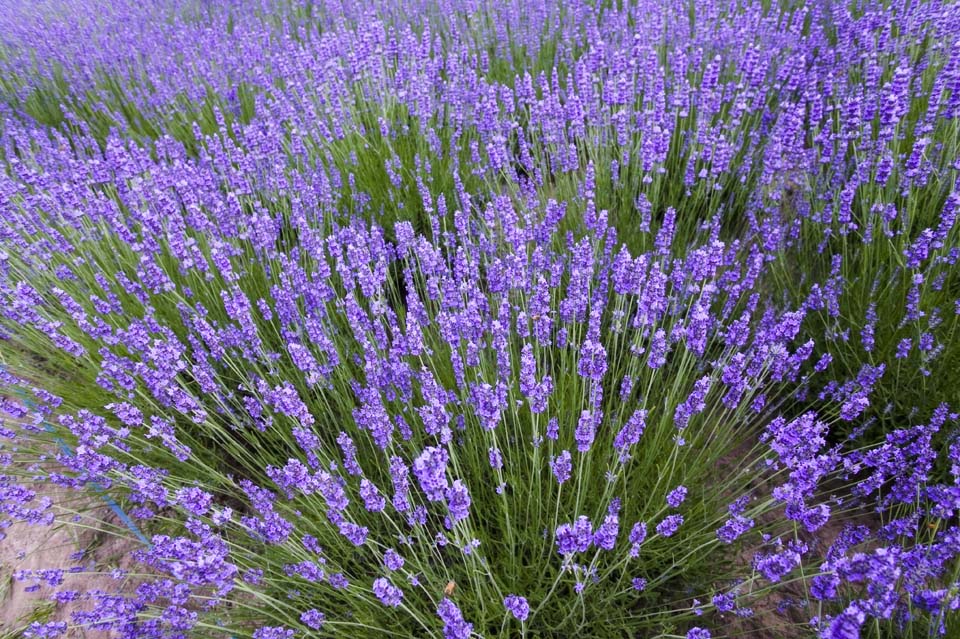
[{"left": 0, "top": 1, "right": 958, "bottom": 638}]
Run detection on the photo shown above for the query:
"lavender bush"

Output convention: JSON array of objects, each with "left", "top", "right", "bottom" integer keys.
[{"left": 0, "top": 1, "right": 958, "bottom": 638}]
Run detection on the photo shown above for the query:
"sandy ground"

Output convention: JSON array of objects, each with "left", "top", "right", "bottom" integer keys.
[
  {"left": 0, "top": 383, "right": 144, "bottom": 637},
  {"left": 0, "top": 480, "right": 141, "bottom": 638}
]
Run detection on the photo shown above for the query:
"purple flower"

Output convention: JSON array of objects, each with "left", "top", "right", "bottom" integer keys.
[
  {"left": 674, "top": 377, "right": 711, "bottom": 429},
  {"left": 338, "top": 521, "right": 368, "bottom": 546},
  {"left": 413, "top": 446, "right": 449, "bottom": 501},
  {"left": 556, "top": 523, "right": 578, "bottom": 555},
  {"left": 503, "top": 594, "right": 530, "bottom": 621},
  {"left": 575, "top": 410, "right": 597, "bottom": 453},
  {"left": 300, "top": 609, "right": 324, "bottom": 630},
  {"left": 336, "top": 432, "right": 362, "bottom": 475},
  {"left": 593, "top": 513, "right": 619, "bottom": 550},
  {"left": 578, "top": 339, "right": 608, "bottom": 381},
  {"left": 252, "top": 627, "right": 295, "bottom": 639},
  {"left": 753, "top": 541, "right": 805, "bottom": 582},
  {"left": 6, "top": 8, "right": 956, "bottom": 637},
  {"left": 556, "top": 516, "right": 593, "bottom": 556},
  {"left": 628, "top": 521, "right": 648, "bottom": 557},
  {"left": 811, "top": 574, "right": 839, "bottom": 601},
  {"left": 372, "top": 577, "right": 403, "bottom": 607},
  {"left": 552, "top": 450, "right": 572, "bottom": 484},
  {"left": 647, "top": 329, "right": 669, "bottom": 369},
  {"left": 520, "top": 343, "right": 553, "bottom": 413},
  {"left": 613, "top": 410, "right": 647, "bottom": 453},
  {"left": 572, "top": 516, "right": 594, "bottom": 552},
  {"left": 471, "top": 382, "right": 505, "bottom": 431},
  {"left": 23, "top": 622, "right": 67, "bottom": 639},
  {"left": 384, "top": 549, "right": 404, "bottom": 571},
  {"left": 822, "top": 604, "right": 865, "bottom": 639},
  {"left": 546, "top": 417, "right": 560, "bottom": 440},
  {"left": 687, "top": 628, "right": 711, "bottom": 639},
  {"left": 656, "top": 514, "right": 683, "bottom": 537},
  {"left": 895, "top": 338, "right": 912, "bottom": 359},
  {"left": 666, "top": 486, "right": 688, "bottom": 508},
  {"left": 360, "top": 479, "right": 387, "bottom": 512},
  {"left": 446, "top": 479, "right": 471, "bottom": 523},
  {"left": 717, "top": 515, "right": 754, "bottom": 544},
  {"left": 437, "top": 598, "right": 473, "bottom": 639}
]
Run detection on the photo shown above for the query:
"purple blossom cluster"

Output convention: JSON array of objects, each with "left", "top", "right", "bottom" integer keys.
[{"left": 0, "top": 0, "right": 958, "bottom": 637}]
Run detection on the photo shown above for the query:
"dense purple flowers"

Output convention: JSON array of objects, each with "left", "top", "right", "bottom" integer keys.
[{"left": 0, "top": 0, "right": 958, "bottom": 637}]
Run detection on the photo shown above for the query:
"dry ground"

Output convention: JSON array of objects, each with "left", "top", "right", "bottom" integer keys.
[{"left": 0, "top": 479, "right": 142, "bottom": 638}]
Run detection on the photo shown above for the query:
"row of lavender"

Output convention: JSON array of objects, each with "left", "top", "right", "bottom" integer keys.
[{"left": 1, "top": 0, "right": 959, "bottom": 637}]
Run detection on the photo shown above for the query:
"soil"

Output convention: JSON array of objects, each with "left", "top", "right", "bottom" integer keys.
[
  {"left": 710, "top": 440, "right": 882, "bottom": 639},
  {"left": 0, "top": 478, "right": 142, "bottom": 638}
]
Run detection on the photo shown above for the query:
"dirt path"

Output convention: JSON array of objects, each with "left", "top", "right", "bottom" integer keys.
[{"left": 0, "top": 480, "right": 141, "bottom": 638}]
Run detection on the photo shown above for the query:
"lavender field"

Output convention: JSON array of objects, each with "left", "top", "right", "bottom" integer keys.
[{"left": 0, "top": 0, "right": 959, "bottom": 637}]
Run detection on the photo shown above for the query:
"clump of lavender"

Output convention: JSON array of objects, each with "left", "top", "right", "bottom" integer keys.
[{"left": 0, "top": 0, "right": 958, "bottom": 638}]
